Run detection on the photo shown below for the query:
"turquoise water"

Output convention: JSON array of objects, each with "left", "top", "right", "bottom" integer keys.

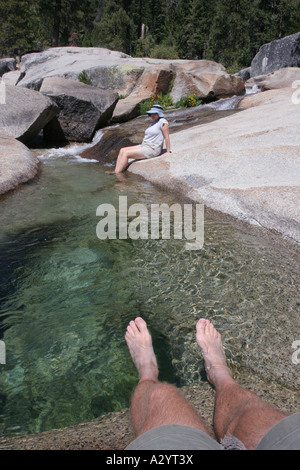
[{"left": 0, "top": 144, "right": 299, "bottom": 436}]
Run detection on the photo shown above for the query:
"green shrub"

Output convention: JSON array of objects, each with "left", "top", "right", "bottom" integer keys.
[
  {"left": 140, "top": 93, "right": 173, "bottom": 115},
  {"left": 149, "top": 44, "right": 179, "bottom": 60},
  {"left": 174, "top": 94, "right": 203, "bottom": 108},
  {"left": 78, "top": 70, "right": 92, "bottom": 86}
]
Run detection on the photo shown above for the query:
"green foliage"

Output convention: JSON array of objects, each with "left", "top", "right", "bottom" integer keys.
[
  {"left": 140, "top": 93, "right": 173, "bottom": 115},
  {"left": 91, "top": 1, "right": 136, "bottom": 54},
  {"left": 0, "top": 0, "right": 43, "bottom": 54},
  {"left": 1, "top": 0, "right": 299, "bottom": 73},
  {"left": 78, "top": 70, "right": 92, "bottom": 85},
  {"left": 135, "top": 34, "right": 156, "bottom": 57},
  {"left": 174, "top": 94, "right": 203, "bottom": 108}
]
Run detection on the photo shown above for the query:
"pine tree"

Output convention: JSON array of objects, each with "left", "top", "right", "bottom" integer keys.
[
  {"left": 91, "top": 0, "right": 136, "bottom": 54},
  {"left": 37, "top": 0, "right": 98, "bottom": 47},
  {"left": 177, "top": 0, "right": 216, "bottom": 59},
  {"left": 0, "top": 0, "right": 41, "bottom": 55}
]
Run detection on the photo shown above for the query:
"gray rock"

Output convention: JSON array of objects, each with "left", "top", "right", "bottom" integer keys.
[
  {"left": 40, "top": 76, "right": 119, "bottom": 142},
  {"left": 170, "top": 60, "right": 245, "bottom": 103},
  {"left": 235, "top": 67, "right": 251, "bottom": 81},
  {"left": 250, "top": 31, "right": 300, "bottom": 77},
  {"left": 1, "top": 70, "right": 21, "bottom": 86},
  {"left": 246, "top": 67, "right": 300, "bottom": 91},
  {"left": 0, "top": 85, "right": 58, "bottom": 144},
  {"left": 0, "top": 132, "right": 40, "bottom": 195},
  {"left": 18, "top": 47, "right": 135, "bottom": 91},
  {"left": 17, "top": 47, "right": 246, "bottom": 123},
  {"left": 0, "top": 58, "right": 16, "bottom": 77}
]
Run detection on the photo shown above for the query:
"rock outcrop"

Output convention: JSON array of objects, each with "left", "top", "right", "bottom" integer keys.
[
  {"left": 0, "top": 133, "right": 40, "bottom": 195},
  {"left": 250, "top": 31, "right": 300, "bottom": 77},
  {"left": 169, "top": 61, "right": 245, "bottom": 103},
  {"left": 1, "top": 70, "right": 20, "bottom": 86},
  {"left": 17, "top": 47, "right": 132, "bottom": 91},
  {"left": 0, "top": 58, "right": 16, "bottom": 77},
  {"left": 111, "top": 64, "right": 173, "bottom": 122},
  {"left": 14, "top": 47, "right": 244, "bottom": 123},
  {"left": 128, "top": 87, "right": 300, "bottom": 244},
  {"left": 0, "top": 85, "right": 58, "bottom": 144},
  {"left": 40, "top": 76, "right": 119, "bottom": 142},
  {"left": 246, "top": 67, "right": 300, "bottom": 91}
]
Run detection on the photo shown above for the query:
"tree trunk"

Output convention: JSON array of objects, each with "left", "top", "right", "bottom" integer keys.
[
  {"left": 95, "top": 0, "right": 102, "bottom": 22},
  {"left": 52, "top": 0, "right": 62, "bottom": 47}
]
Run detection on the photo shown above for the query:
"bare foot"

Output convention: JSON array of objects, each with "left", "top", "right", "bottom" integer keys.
[
  {"left": 196, "top": 319, "right": 233, "bottom": 388},
  {"left": 125, "top": 317, "right": 159, "bottom": 382}
]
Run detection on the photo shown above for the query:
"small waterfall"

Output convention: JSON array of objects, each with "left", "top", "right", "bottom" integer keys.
[
  {"left": 206, "top": 95, "right": 244, "bottom": 110},
  {"left": 37, "top": 129, "right": 104, "bottom": 163}
]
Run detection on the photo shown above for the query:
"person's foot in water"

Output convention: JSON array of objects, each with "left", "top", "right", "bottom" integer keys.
[
  {"left": 196, "top": 318, "right": 233, "bottom": 389},
  {"left": 125, "top": 317, "right": 159, "bottom": 382}
]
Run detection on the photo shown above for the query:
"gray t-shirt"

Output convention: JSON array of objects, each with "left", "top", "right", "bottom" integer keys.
[{"left": 143, "top": 118, "right": 168, "bottom": 148}]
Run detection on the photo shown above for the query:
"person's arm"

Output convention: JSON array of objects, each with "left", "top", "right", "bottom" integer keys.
[{"left": 162, "top": 123, "right": 171, "bottom": 154}]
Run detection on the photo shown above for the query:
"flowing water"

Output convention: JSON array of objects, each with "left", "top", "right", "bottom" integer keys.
[{"left": 0, "top": 105, "right": 299, "bottom": 437}]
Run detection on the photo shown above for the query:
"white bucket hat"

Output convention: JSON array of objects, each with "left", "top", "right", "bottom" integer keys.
[{"left": 147, "top": 104, "right": 165, "bottom": 118}]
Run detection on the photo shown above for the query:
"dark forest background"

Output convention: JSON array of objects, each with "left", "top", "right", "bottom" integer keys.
[{"left": 1, "top": 0, "right": 299, "bottom": 71}]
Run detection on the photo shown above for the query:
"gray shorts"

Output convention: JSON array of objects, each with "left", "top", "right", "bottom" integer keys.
[
  {"left": 126, "top": 412, "right": 300, "bottom": 450},
  {"left": 138, "top": 142, "right": 162, "bottom": 159}
]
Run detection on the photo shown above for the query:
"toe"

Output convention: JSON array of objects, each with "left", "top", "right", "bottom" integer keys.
[
  {"left": 196, "top": 318, "right": 208, "bottom": 333},
  {"left": 129, "top": 320, "right": 140, "bottom": 335},
  {"left": 135, "top": 317, "right": 147, "bottom": 332}
]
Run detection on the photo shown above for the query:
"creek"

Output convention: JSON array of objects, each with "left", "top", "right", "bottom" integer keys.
[{"left": 0, "top": 97, "right": 299, "bottom": 436}]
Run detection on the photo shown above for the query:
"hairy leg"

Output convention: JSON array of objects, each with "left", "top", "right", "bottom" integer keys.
[
  {"left": 130, "top": 380, "right": 212, "bottom": 437},
  {"left": 125, "top": 317, "right": 211, "bottom": 437},
  {"left": 196, "top": 319, "right": 289, "bottom": 450}
]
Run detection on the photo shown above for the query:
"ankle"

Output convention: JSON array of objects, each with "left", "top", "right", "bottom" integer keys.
[{"left": 208, "top": 367, "right": 235, "bottom": 390}]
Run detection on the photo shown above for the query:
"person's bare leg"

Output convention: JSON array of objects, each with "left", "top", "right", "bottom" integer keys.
[
  {"left": 196, "top": 318, "right": 289, "bottom": 450},
  {"left": 126, "top": 317, "right": 211, "bottom": 437},
  {"left": 114, "top": 146, "right": 146, "bottom": 173}
]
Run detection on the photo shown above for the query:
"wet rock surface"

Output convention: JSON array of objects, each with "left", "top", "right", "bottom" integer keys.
[{"left": 80, "top": 105, "right": 240, "bottom": 165}]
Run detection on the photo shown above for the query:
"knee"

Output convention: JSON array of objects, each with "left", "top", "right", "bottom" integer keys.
[
  {"left": 118, "top": 147, "right": 128, "bottom": 158},
  {"left": 149, "top": 382, "right": 179, "bottom": 403}
]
